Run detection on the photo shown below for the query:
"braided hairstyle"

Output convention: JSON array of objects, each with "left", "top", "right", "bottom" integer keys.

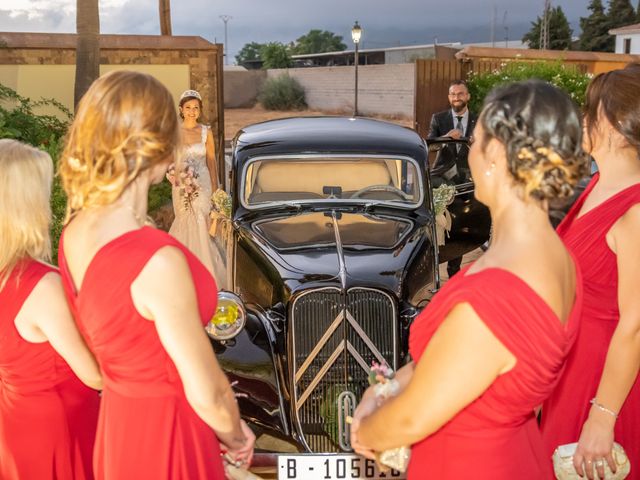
[{"left": 479, "top": 80, "right": 590, "bottom": 202}]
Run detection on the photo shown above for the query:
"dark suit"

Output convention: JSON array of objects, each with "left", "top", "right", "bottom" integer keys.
[
  {"left": 428, "top": 110, "right": 477, "bottom": 182},
  {"left": 428, "top": 109, "right": 477, "bottom": 277}
]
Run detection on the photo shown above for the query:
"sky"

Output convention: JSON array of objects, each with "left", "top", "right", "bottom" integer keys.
[{"left": 1, "top": 1, "right": 591, "bottom": 61}]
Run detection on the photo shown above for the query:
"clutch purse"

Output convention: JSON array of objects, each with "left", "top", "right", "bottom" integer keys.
[
  {"left": 376, "top": 446, "right": 411, "bottom": 473},
  {"left": 552, "top": 442, "right": 630, "bottom": 480}
]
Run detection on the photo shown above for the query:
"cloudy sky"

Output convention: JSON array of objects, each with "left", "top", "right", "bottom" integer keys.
[{"left": 1, "top": 1, "right": 590, "bottom": 61}]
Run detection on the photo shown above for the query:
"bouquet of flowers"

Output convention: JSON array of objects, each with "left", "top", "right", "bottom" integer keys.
[
  {"left": 432, "top": 184, "right": 456, "bottom": 246},
  {"left": 212, "top": 188, "right": 232, "bottom": 218},
  {"left": 209, "top": 188, "right": 233, "bottom": 239},
  {"left": 166, "top": 161, "right": 200, "bottom": 212},
  {"left": 368, "top": 361, "right": 411, "bottom": 473}
]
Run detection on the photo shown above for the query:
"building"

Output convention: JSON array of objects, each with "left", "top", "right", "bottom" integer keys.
[
  {"left": 233, "top": 41, "right": 525, "bottom": 69},
  {"left": 610, "top": 23, "right": 640, "bottom": 54}
]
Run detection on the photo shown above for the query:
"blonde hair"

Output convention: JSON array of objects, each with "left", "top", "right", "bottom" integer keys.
[
  {"left": 59, "top": 70, "right": 180, "bottom": 219},
  {"left": 0, "top": 139, "right": 53, "bottom": 289}
]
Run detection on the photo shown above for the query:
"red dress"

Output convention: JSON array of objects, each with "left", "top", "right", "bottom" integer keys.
[
  {"left": 0, "top": 260, "right": 99, "bottom": 480},
  {"left": 541, "top": 174, "right": 640, "bottom": 477},
  {"left": 408, "top": 266, "right": 582, "bottom": 479},
  {"left": 58, "top": 227, "right": 226, "bottom": 480}
]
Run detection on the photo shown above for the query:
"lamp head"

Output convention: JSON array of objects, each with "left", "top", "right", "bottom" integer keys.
[{"left": 351, "top": 21, "right": 362, "bottom": 44}]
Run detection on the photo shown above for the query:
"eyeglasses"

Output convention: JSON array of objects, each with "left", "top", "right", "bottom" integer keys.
[{"left": 448, "top": 92, "right": 468, "bottom": 97}]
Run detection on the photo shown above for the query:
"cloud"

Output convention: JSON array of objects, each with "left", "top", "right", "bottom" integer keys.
[{"left": 0, "top": 0, "right": 591, "bottom": 61}]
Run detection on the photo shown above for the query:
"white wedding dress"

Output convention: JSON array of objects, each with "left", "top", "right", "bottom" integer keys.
[{"left": 169, "top": 125, "right": 225, "bottom": 286}]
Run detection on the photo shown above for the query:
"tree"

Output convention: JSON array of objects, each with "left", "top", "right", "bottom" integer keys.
[
  {"left": 235, "top": 42, "right": 264, "bottom": 67},
  {"left": 159, "top": 0, "right": 171, "bottom": 35},
  {"left": 607, "top": 0, "right": 636, "bottom": 28},
  {"left": 522, "top": 6, "right": 573, "bottom": 50},
  {"left": 636, "top": 0, "right": 640, "bottom": 21},
  {"left": 292, "top": 29, "right": 347, "bottom": 54},
  {"left": 578, "top": 0, "right": 613, "bottom": 51},
  {"left": 74, "top": 0, "right": 100, "bottom": 107},
  {"left": 260, "top": 42, "right": 292, "bottom": 69}
]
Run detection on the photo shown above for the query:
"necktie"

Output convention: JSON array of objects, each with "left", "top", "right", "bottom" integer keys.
[{"left": 455, "top": 115, "right": 464, "bottom": 152}]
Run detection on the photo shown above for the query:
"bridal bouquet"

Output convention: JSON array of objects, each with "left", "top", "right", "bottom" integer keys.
[
  {"left": 368, "top": 361, "right": 411, "bottom": 473},
  {"left": 432, "top": 184, "right": 456, "bottom": 246},
  {"left": 166, "top": 161, "right": 200, "bottom": 211}
]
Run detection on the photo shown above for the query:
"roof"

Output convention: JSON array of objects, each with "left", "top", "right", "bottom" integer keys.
[
  {"left": 456, "top": 46, "right": 640, "bottom": 62},
  {"left": 0, "top": 32, "right": 217, "bottom": 50},
  {"left": 609, "top": 23, "right": 640, "bottom": 35},
  {"left": 233, "top": 116, "right": 427, "bottom": 164},
  {"left": 291, "top": 42, "right": 461, "bottom": 59}
]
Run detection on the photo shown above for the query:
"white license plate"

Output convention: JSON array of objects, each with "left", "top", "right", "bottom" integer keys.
[{"left": 277, "top": 454, "right": 406, "bottom": 480}]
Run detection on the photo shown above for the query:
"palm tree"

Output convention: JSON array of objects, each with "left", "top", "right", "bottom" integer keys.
[
  {"left": 74, "top": 0, "right": 100, "bottom": 107},
  {"left": 159, "top": 0, "right": 172, "bottom": 35}
]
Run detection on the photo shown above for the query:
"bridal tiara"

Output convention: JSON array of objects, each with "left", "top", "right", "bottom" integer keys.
[{"left": 180, "top": 89, "right": 202, "bottom": 101}]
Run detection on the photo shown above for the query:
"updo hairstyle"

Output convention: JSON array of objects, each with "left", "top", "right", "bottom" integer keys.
[
  {"left": 59, "top": 70, "right": 179, "bottom": 219},
  {"left": 584, "top": 65, "right": 640, "bottom": 158},
  {"left": 479, "top": 79, "right": 589, "bottom": 202}
]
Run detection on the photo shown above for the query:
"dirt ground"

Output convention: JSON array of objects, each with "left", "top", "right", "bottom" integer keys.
[{"left": 224, "top": 106, "right": 413, "bottom": 142}]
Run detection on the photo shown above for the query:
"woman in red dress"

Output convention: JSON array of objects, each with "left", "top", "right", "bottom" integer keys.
[
  {"left": 350, "top": 80, "right": 589, "bottom": 479},
  {"left": 57, "top": 70, "right": 254, "bottom": 480},
  {"left": 541, "top": 66, "right": 640, "bottom": 480},
  {"left": 0, "top": 139, "right": 102, "bottom": 479}
]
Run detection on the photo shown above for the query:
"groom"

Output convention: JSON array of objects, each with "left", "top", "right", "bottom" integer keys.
[{"left": 427, "top": 79, "right": 477, "bottom": 277}]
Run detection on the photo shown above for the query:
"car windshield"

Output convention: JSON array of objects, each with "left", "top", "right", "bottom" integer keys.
[{"left": 242, "top": 155, "right": 422, "bottom": 208}]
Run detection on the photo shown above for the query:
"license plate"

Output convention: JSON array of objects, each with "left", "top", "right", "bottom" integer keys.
[{"left": 278, "top": 454, "right": 406, "bottom": 480}]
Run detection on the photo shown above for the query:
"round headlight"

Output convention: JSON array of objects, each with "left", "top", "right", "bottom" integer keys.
[{"left": 205, "top": 292, "right": 246, "bottom": 340}]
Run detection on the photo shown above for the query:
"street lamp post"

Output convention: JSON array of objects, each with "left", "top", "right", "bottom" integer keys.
[
  {"left": 351, "top": 21, "right": 362, "bottom": 117},
  {"left": 220, "top": 15, "right": 232, "bottom": 65}
]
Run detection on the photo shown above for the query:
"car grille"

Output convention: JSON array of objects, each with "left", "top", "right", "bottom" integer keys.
[{"left": 291, "top": 287, "right": 397, "bottom": 453}]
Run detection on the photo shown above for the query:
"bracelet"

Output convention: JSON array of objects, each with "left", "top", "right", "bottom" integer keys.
[{"left": 590, "top": 398, "right": 619, "bottom": 419}]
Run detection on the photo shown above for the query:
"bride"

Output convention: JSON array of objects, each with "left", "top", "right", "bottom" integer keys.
[{"left": 168, "top": 89, "right": 223, "bottom": 283}]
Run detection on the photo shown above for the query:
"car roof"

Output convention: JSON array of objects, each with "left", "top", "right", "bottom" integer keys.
[{"left": 233, "top": 116, "right": 427, "bottom": 165}]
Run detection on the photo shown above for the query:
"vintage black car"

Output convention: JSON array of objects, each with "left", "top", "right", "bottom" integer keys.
[{"left": 205, "top": 117, "right": 490, "bottom": 475}]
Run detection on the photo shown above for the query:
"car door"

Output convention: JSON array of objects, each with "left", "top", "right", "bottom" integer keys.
[{"left": 427, "top": 138, "right": 491, "bottom": 264}]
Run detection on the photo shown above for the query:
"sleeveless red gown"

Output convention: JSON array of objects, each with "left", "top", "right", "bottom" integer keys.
[
  {"left": 58, "top": 226, "right": 226, "bottom": 480},
  {"left": 408, "top": 265, "right": 582, "bottom": 479},
  {"left": 0, "top": 260, "right": 99, "bottom": 479},
  {"left": 541, "top": 173, "right": 640, "bottom": 477}
]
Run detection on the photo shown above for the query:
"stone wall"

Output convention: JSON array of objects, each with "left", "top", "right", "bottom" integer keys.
[{"left": 0, "top": 33, "right": 225, "bottom": 175}]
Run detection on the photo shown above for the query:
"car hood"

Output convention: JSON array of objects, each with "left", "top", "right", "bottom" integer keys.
[{"left": 236, "top": 210, "right": 430, "bottom": 297}]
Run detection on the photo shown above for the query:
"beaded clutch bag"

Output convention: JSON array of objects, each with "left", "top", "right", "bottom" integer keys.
[{"left": 552, "top": 442, "right": 630, "bottom": 480}]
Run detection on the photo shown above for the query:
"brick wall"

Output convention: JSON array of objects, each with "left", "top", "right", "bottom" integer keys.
[{"left": 266, "top": 63, "right": 415, "bottom": 117}]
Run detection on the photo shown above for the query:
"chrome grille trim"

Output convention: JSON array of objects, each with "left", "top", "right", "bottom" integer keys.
[{"left": 291, "top": 287, "right": 397, "bottom": 452}]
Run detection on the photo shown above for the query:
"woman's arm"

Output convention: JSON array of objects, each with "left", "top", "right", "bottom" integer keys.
[
  {"left": 15, "top": 272, "right": 103, "bottom": 390},
  {"left": 573, "top": 204, "right": 640, "bottom": 478},
  {"left": 130, "top": 246, "right": 251, "bottom": 457},
  {"left": 356, "top": 302, "right": 515, "bottom": 451},
  {"left": 205, "top": 127, "right": 219, "bottom": 191}
]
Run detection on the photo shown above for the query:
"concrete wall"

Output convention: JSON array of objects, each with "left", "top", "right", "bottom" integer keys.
[
  {"left": 224, "top": 69, "right": 266, "bottom": 108},
  {"left": 615, "top": 33, "right": 640, "bottom": 54},
  {"left": 267, "top": 63, "right": 415, "bottom": 117}
]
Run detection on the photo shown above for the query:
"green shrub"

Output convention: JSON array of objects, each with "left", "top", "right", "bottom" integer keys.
[
  {"left": 258, "top": 74, "right": 307, "bottom": 111},
  {"left": 466, "top": 61, "right": 592, "bottom": 113},
  {"left": 0, "top": 84, "right": 71, "bottom": 264}
]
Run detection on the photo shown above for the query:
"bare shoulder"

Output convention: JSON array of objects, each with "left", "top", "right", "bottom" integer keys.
[
  {"left": 616, "top": 203, "right": 640, "bottom": 231},
  {"left": 34, "top": 270, "right": 64, "bottom": 296},
  {"left": 138, "top": 245, "right": 190, "bottom": 279}
]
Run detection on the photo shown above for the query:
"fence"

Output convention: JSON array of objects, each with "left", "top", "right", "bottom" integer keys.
[{"left": 414, "top": 59, "right": 501, "bottom": 139}]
